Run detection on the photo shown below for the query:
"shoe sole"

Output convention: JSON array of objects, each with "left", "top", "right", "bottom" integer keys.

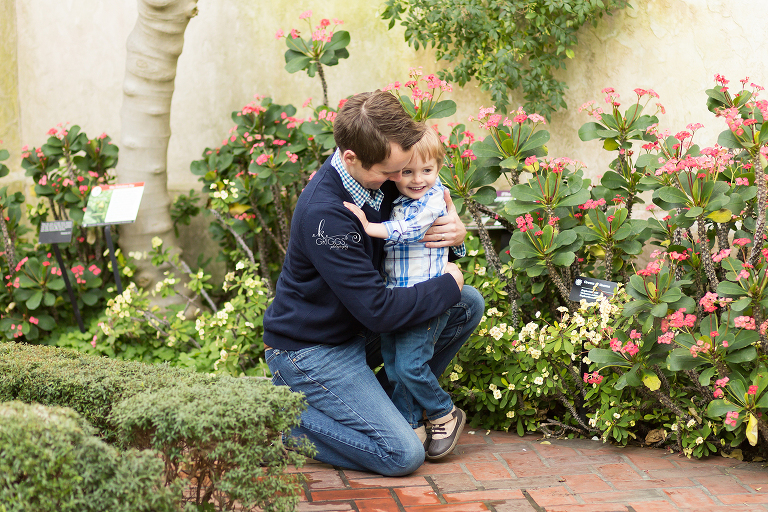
[{"left": 425, "top": 408, "right": 466, "bottom": 461}]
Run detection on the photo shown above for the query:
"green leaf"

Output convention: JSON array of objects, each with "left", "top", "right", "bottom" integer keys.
[
  {"left": 425, "top": 100, "right": 457, "bottom": 120},
  {"left": 472, "top": 186, "right": 497, "bottom": 205},
  {"left": 699, "top": 367, "right": 716, "bottom": 386},
  {"left": 707, "top": 209, "right": 733, "bottom": 223},
  {"left": 519, "top": 130, "right": 550, "bottom": 153},
  {"left": 658, "top": 186, "right": 689, "bottom": 206},
  {"left": 717, "top": 129, "right": 744, "bottom": 149},
  {"left": 285, "top": 55, "right": 312, "bottom": 73},
  {"left": 724, "top": 347, "right": 757, "bottom": 364},
  {"left": 26, "top": 290, "right": 43, "bottom": 310},
  {"left": 578, "top": 122, "right": 605, "bottom": 141},
  {"left": 706, "top": 399, "right": 738, "bottom": 417},
  {"left": 667, "top": 347, "right": 703, "bottom": 371},
  {"left": 651, "top": 302, "right": 668, "bottom": 318},
  {"left": 324, "top": 30, "right": 351, "bottom": 52},
  {"left": 717, "top": 281, "right": 747, "bottom": 298}
]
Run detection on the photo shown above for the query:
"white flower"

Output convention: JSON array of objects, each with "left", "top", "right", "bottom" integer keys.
[
  {"left": 528, "top": 348, "right": 541, "bottom": 359},
  {"left": 469, "top": 250, "right": 479, "bottom": 256},
  {"left": 508, "top": 383, "right": 515, "bottom": 390},
  {"left": 613, "top": 412, "right": 621, "bottom": 420},
  {"left": 695, "top": 436, "right": 704, "bottom": 445},
  {"left": 454, "top": 365, "right": 463, "bottom": 373},
  {"left": 489, "top": 326, "right": 504, "bottom": 340},
  {"left": 557, "top": 306, "right": 569, "bottom": 313},
  {"left": 151, "top": 236, "right": 163, "bottom": 248},
  {"left": 176, "top": 311, "right": 186, "bottom": 320},
  {"left": 493, "top": 389, "right": 502, "bottom": 399},
  {"left": 487, "top": 307, "right": 499, "bottom": 317},
  {"left": 236, "top": 261, "right": 246, "bottom": 270},
  {"left": 450, "top": 372, "right": 459, "bottom": 381},
  {"left": 671, "top": 423, "right": 679, "bottom": 431},
  {"left": 535, "top": 311, "right": 541, "bottom": 318},
  {"left": 476, "top": 266, "right": 486, "bottom": 276},
  {"left": 489, "top": 383, "right": 498, "bottom": 391},
  {"left": 686, "top": 419, "right": 696, "bottom": 428},
  {"left": 533, "top": 376, "right": 544, "bottom": 385},
  {"left": 506, "top": 411, "right": 515, "bottom": 418}
]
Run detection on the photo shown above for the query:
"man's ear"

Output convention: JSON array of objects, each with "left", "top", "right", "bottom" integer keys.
[{"left": 341, "top": 149, "right": 358, "bottom": 167}]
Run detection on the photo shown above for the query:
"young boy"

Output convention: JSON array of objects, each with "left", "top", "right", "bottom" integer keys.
[{"left": 344, "top": 127, "right": 466, "bottom": 460}]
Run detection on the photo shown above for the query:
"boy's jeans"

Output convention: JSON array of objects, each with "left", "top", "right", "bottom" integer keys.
[
  {"left": 265, "top": 286, "right": 483, "bottom": 476},
  {"left": 381, "top": 311, "right": 453, "bottom": 429}
]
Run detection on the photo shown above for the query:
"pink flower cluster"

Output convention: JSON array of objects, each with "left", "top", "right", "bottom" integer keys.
[
  {"left": 713, "top": 376, "right": 729, "bottom": 399},
  {"left": 663, "top": 308, "right": 696, "bottom": 331},
  {"left": 734, "top": 316, "right": 756, "bottom": 330},
  {"left": 689, "top": 337, "right": 711, "bottom": 358},
  {"left": 724, "top": 410, "right": 739, "bottom": 427},
  {"left": 637, "top": 259, "right": 662, "bottom": 277},
  {"left": 609, "top": 337, "right": 639, "bottom": 357},
  {"left": 578, "top": 198, "right": 606, "bottom": 210},
  {"left": 583, "top": 371, "right": 604, "bottom": 385},
  {"left": 516, "top": 214, "right": 535, "bottom": 233}
]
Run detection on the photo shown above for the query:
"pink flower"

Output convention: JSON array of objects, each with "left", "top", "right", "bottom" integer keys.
[
  {"left": 748, "top": 385, "right": 758, "bottom": 395},
  {"left": 255, "top": 154, "right": 270, "bottom": 166},
  {"left": 275, "top": 29, "right": 284, "bottom": 39},
  {"left": 29, "top": 317, "right": 38, "bottom": 325},
  {"left": 629, "top": 329, "right": 641, "bottom": 340},
  {"left": 713, "top": 388, "right": 724, "bottom": 398},
  {"left": 734, "top": 316, "right": 756, "bottom": 330},
  {"left": 733, "top": 238, "right": 752, "bottom": 246},
  {"left": 290, "top": 28, "right": 300, "bottom": 39},
  {"left": 461, "top": 149, "right": 476, "bottom": 161},
  {"left": 302, "top": 97, "right": 312, "bottom": 108},
  {"left": 734, "top": 177, "right": 750, "bottom": 186},
  {"left": 319, "top": 18, "right": 330, "bottom": 27},
  {"left": 298, "top": 9, "right": 312, "bottom": 19},
  {"left": 737, "top": 269, "right": 750, "bottom": 280}
]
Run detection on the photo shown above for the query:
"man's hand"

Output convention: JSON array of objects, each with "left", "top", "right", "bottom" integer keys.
[
  {"left": 444, "top": 262, "right": 464, "bottom": 290},
  {"left": 423, "top": 189, "right": 467, "bottom": 248}
]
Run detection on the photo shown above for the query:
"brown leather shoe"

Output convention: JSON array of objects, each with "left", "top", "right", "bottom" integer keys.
[{"left": 426, "top": 407, "right": 465, "bottom": 460}]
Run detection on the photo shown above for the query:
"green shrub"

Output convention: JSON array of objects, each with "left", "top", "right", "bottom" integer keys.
[
  {"left": 111, "top": 378, "right": 312, "bottom": 512},
  {"left": 0, "top": 342, "right": 312, "bottom": 510},
  {"left": 0, "top": 401, "right": 177, "bottom": 512},
  {"left": 0, "top": 342, "right": 217, "bottom": 441}
]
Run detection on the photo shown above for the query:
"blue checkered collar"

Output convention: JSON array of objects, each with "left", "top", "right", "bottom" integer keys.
[{"left": 331, "top": 149, "right": 384, "bottom": 211}]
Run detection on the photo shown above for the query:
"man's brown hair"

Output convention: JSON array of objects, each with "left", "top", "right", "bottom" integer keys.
[{"left": 334, "top": 91, "right": 426, "bottom": 169}]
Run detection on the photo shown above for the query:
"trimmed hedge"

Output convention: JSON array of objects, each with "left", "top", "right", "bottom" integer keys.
[
  {"left": 0, "top": 401, "right": 178, "bottom": 512},
  {"left": 0, "top": 343, "right": 312, "bottom": 512},
  {"left": 112, "top": 379, "right": 311, "bottom": 511},
  {"left": 0, "top": 342, "right": 217, "bottom": 441}
]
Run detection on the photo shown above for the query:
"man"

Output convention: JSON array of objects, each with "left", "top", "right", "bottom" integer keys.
[{"left": 263, "top": 90, "right": 483, "bottom": 476}]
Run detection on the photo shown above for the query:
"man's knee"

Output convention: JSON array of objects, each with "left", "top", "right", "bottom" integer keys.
[{"left": 381, "top": 436, "right": 425, "bottom": 476}]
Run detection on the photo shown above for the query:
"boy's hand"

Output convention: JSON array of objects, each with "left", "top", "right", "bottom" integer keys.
[
  {"left": 444, "top": 262, "right": 464, "bottom": 290},
  {"left": 343, "top": 201, "right": 369, "bottom": 230},
  {"left": 423, "top": 189, "right": 467, "bottom": 247}
]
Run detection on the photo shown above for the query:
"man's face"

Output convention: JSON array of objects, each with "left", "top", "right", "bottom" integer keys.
[{"left": 342, "top": 142, "right": 412, "bottom": 190}]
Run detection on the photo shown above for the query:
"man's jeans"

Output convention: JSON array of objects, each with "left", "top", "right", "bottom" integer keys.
[
  {"left": 265, "top": 286, "right": 484, "bottom": 476},
  {"left": 381, "top": 311, "right": 453, "bottom": 429}
]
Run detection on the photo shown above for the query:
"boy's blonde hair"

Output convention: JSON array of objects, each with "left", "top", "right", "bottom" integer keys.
[{"left": 412, "top": 125, "right": 446, "bottom": 166}]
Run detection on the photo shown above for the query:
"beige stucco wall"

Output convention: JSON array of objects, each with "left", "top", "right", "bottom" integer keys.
[{"left": 5, "top": 0, "right": 768, "bottom": 205}]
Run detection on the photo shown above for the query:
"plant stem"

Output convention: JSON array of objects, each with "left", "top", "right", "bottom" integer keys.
[
  {"left": 604, "top": 243, "right": 614, "bottom": 281},
  {"left": 466, "top": 198, "right": 519, "bottom": 325},
  {"left": 270, "top": 184, "right": 291, "bottom": 252},
  {"left": 209, "top": 209, "right": 257, "bottom": 264},
  {"left": 697, "top": 214, "right": 718, "bottom": 292},
  {"left": 749, "top": 153, "right": 766, "bottom": 268},
  {"left": 546, "top": 260, "right": 573, "bottom": 306},
  {"left": 317, "top": 62, "right": 329, "bottom": 106},
  {"left": 0, "top": 210, "right": 17, "bottom": 274}
]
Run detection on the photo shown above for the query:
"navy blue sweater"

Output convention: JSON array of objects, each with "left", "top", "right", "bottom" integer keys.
[{"left": 263, "top": 156, "right": 462, "bottom": 351}]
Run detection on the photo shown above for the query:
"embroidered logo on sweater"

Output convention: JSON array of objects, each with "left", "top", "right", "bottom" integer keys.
[{"left": 313, "top": 219, "right": 361, "bottom": 250}]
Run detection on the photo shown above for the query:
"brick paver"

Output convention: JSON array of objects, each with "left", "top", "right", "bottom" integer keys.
[{"left": 289, "top": 430, "right": 768, "bottom": 512}]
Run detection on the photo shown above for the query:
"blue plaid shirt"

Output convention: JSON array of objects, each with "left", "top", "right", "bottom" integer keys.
[{"left": 381, "top": 179, "right": 449, "bottom": 288}]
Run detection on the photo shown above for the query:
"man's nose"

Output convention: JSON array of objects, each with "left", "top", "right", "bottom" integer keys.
[{"left": 388, "top": 171, "right": 402, "bottom": 182}]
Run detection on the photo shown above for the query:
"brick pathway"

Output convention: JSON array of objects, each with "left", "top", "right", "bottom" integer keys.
[{"left": 288, "top": 430, "right": 768, "bottom": 512}]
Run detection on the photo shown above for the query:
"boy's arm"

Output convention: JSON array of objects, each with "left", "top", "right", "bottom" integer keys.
[{"left": 343, "top": 201, "right": 388, "bottom": 239}]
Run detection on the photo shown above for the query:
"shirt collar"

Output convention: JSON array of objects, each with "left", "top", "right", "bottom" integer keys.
[{"left": 332, "top": 149, "right": 384, "bottom": 211}]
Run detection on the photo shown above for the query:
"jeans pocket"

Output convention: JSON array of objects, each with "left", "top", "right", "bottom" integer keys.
[
  {"left": 271, "top": 369, "right": 288, "bottom": 387},
  {"left": 265, "top": 348, "right": 281, "bottom": 364}
]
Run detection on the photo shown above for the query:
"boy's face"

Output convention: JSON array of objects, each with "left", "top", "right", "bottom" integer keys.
[{"left": 396, "top": 153, "right": 439, "bottom": 200}]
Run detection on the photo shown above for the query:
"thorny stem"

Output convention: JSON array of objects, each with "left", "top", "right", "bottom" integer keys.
[
  {"left": 473, "top": 202, "right": 516, "bottom": 231},
  {"left": 209, "top": 209, "right": 258, "bottom": 264},
  {"left": 270, "top": 184, "right": 291, "bottom": 252},
  {"left": 317, "top": 62, "right": 329, "bottom": 107},
  {"left": 555, "top": 393, "right": 597, "bottom": 433},
  {"left": 467, "top": 198, "right": 519, "bottom": 324},
  {"left": 250, "top": 201, "right": 287, "bottom": 256},
  {"left": 546, "top": 260, "right": 573, "bottom": 307},
  {"left": 748, "top": 153, "right": 766, "bottom": 268},
  {"left": 0, "top": 210, "right": 17, "bottom": 274},
  {"left": 604, "top": 243, "right": 614, "bottom": 281},
  {"left": 175, "top": 258, "right": 217, "bottom": 313},
  {"left": 697, "top": 214, "right": 718, "bottom": 292},
  {"left": 684, "top": 369, "right": 712, "bottom": 401},
  {"left": 253, "top": 230, "right": 274, "bottom": 295}
]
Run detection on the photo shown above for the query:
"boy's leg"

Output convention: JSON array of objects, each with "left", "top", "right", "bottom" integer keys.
[
  {"left": 266, "top": 337, "right": 424, "bottom": 476},
  {"left": 388, "top": 312, "right": 454, "bottom": 422},
  {"left": 381, "top": 331, "right": 423, "bottom": 429}
]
